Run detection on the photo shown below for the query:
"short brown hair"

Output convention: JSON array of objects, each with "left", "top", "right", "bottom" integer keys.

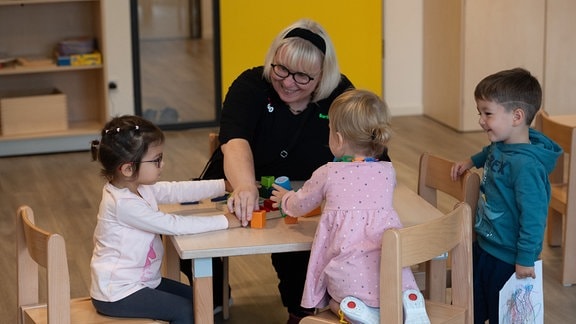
[{"left": 474, "top": 68, "right": 542, "bottom": 124}]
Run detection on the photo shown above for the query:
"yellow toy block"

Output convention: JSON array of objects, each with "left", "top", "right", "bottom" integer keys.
[
  {"left": 284, "top": 215, "right": 298, "bottom": 224},
  {"left": 251, "top": 210, "right": 266, "bottom": 228}
]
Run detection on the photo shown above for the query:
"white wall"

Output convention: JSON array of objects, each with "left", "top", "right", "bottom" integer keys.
[
  {"left": 384, "top": 0, "right": 423, "bottom": 117},
  {"left": 544, "top": 0, "right": 576, "bottom": 115},
  {"left": 102, "top": 0, "right": 135, "bottom": 117}
]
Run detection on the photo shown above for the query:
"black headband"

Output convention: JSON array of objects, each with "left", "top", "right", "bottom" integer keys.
[{"left": 284, "top": 27, "right": 326, "bottom": 54}]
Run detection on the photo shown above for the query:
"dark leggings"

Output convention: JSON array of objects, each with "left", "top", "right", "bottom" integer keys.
[
  {"left": 92, "top": 277, "right": 193, "bottom": 324},
  {"left": 271, "top": 251, "right": 315, "bottom": 317},
  {"left": 473, "top": 242, "right": 515, "bottom": 324}
]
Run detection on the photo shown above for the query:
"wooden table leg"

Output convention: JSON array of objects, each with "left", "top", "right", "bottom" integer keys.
[
  {"left": 192, "top": 258, "right": 214, "bottom": 324},
  {"left": 164, "top": 236, "right": 181, "bottom": 281}
]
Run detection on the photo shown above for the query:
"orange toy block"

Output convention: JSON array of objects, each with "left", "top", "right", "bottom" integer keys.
[
  {"left": 284, "top": 215, "right": 298, "bottom": 224},
  {"left": 251, "top": 210, "right": 267, "bottom": 228},
  {"left": 302, "top": 205, "right": 322, "bottom": 217}
]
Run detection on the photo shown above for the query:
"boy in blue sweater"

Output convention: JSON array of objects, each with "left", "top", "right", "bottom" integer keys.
[{"left": 450, "top": 68, "right": 562, "bottom": 323}]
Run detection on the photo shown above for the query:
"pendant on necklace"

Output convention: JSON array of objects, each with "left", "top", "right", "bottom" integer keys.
[{"left": 289, "top": 107, "right": 303, "bottom": 114}]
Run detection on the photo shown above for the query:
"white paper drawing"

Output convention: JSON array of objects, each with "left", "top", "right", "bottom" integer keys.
[{"left": 499, "top": 260, "right": 543, "bottom": 324}]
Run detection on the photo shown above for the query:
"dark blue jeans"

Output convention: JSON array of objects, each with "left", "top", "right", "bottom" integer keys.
[
  {"left": 92, "top": 277, "right": 193, "bottom": 324},
  {"left": 473, "top": 242, "right": 515, "bottom": 324}
]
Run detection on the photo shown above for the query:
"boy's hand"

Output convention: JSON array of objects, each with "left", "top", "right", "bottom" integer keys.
[
  {"left": 451, "top": 159, "right": 474, "bottom": 181},
  {"left": 270, "top": 183, "right": 289, "bottom": 208},
  {"left": 515, "top": 264, "right": 536, "bottom": 279}
]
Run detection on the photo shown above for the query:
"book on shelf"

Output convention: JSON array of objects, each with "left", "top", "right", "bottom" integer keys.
[{"left": 17, "top": 56, "right": 55, "bottom": 67}]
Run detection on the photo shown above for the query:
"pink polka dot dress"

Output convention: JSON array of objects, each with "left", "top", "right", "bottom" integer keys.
[{"left": 280, "top": 161, "right": 419, "bottom": 308}]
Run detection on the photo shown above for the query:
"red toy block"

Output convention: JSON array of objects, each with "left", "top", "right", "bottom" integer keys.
[
  {"left": 251, "top": 210, "right": 267, "bottom": 228},
  {"left": 263, "top": 199, "right": 279, "bottom": 211}
]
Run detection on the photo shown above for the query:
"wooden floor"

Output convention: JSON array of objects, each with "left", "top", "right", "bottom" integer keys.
[{"left": 2, "top": 116, "right": 576, "bottom": 323}]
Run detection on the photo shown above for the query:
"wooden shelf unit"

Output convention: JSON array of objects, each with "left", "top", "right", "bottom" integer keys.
[
  {"left": 0, "top": 0, "right": 107, "bottom": 156},
  {"left": 422, "top": 0, "right": 545, "bottom": 132}
]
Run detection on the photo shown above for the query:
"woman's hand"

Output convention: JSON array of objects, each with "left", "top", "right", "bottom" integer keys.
[
  {"left": 226, "top": 183, "right": 259, "bottom": 227},
  {"left": 221, "top": 139, "right": 259, "bottom": 227}
]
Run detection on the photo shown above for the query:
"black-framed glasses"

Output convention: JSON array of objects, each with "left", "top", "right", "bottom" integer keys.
[
  {"left": 270, "top": 64, "right": 315, "bottom": 85},
  {"left": 133, "top": 154, "right": 163, "bottom": 168}
]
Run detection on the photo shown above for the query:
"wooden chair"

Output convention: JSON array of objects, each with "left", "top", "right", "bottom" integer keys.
[
  {"left": 417, "top": 152, "right": 480, "bottom": 302},
  {"left": 534, "top": 111, "right": 576, "bottom": 286},
  {"left": 417, "top": 152, "right": 480, "bottom": 217},
  {"left": 209, "top": 132, "right": 220, "bottom": 157},
  {"left": 301, "top": 203, "right": 473, "bottom": 324},
  {"left": 16, "top": 205, "right": 164, "bottom": 324},
  {"left": 380, "top": 202, "right": 473, "bottom": 323}
]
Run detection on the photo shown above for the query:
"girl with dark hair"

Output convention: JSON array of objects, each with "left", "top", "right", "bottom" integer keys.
[{"left": 89, "top": 115, "right": 238, "bottom": 323}]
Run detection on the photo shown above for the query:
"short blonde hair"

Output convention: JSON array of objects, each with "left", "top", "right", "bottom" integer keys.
[
  {"left": 263, "top": 19, "right": 341, "bottom": 102},
  {"left": 328, "top": 89, "right": 392, "bottom": 157}
]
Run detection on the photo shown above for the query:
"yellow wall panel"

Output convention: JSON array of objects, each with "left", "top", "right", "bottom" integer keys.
[{"left": 218, "top": 0, "right": 382, "bottom": 100}]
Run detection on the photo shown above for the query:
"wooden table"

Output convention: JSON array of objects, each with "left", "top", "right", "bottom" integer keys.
[{"left": 163, "top": 184, "right": 445, "bottom": 324}]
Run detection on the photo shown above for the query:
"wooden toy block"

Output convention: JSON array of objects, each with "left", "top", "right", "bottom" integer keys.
[
  {"left": 284, "top": 215, "right": 298, "bottom": 224},
  {"left": 260, "top": 176, "right": 275, "bottom": 188},
  {"left": 251, "top": 210, "right": 267, "bottom": 228},
  {"left": 263, "top": 199, "right": 279, "bottom": 211},
  {"left": 302, "top": 205, "right": 322, "bottom": 217},
  {"left": 258, "top": 186, "right": 273, "bottom": 198}
]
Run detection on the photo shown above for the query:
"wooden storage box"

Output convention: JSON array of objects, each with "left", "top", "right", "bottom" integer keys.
[{"left": 0, "top": 89, "right": 68, "bottom": 136}]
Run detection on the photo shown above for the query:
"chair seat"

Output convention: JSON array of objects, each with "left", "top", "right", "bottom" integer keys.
[
  {"left": 300, "top": 310, "right": 339, "bottom": 324},
  {"left": 22, "top": 297, "right": 165, "bottom": 324}
]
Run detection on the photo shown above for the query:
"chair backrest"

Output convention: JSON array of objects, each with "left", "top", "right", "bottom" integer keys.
[
  {"left": 416, "top": 152, "right": 479, "bottom": 302},
  {"left": 17, "top": 205, "right": 71, "bottom": 324},
  {"left": 418, "top": 152, "right": 480, "bottom": 213},
  {"left": 18, "top": 206, "right": 169, "bottom": 324},
  {"left": 535, "top": 111, "right": 575, "bottom": 187},
  {"left": 379, "top": 203, "right": 474, "bottom": 324},
  {"left": 208, "top": 132, "right": 220, "bottom": 156}
]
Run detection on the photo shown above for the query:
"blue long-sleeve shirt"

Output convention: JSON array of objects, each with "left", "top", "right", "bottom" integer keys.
[{"left": 471, "top": 128, "right": 562, "bottom": 267}]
